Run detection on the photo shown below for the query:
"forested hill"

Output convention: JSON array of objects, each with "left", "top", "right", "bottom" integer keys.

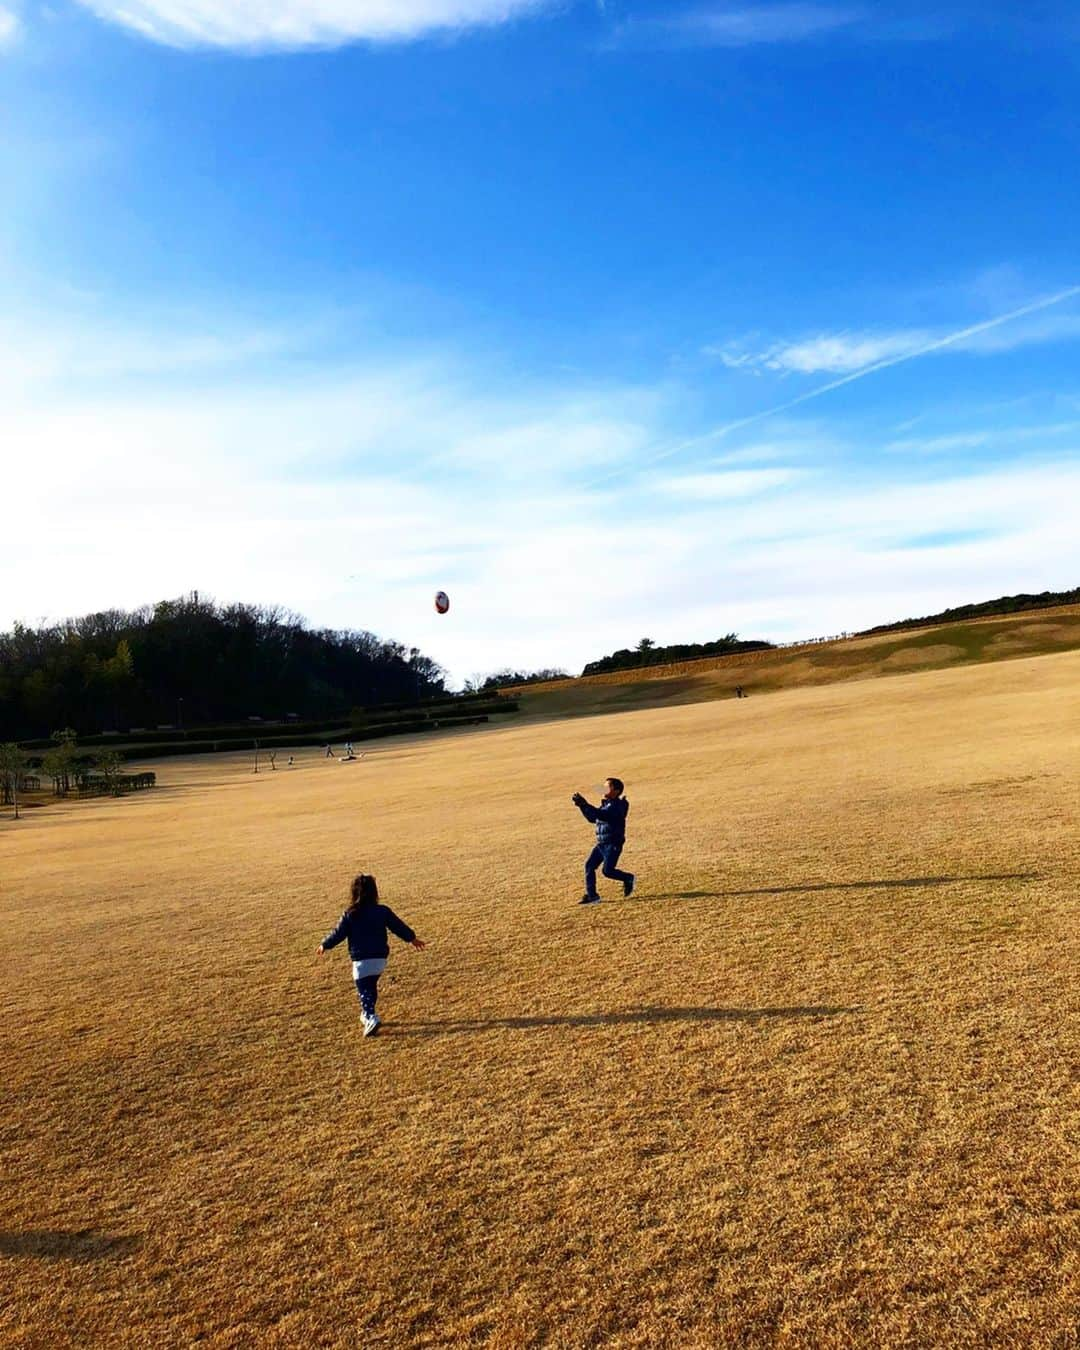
[
  {"left": 0, "top": 596, "right": 445, "bottom": 741},
  {"left": 858, "top": 588, "right": 1080, "bottom": 636},
  {"left": 582, "top": 635, "right": 774, "bottom": 677}
]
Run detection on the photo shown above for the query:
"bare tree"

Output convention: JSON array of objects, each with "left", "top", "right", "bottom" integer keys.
[{"left": 0, "top": 743, "right": 27, "bottom": 820}]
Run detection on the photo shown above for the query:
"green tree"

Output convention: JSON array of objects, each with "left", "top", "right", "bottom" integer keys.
[{"left": 95, "top": 749, "right": 124, "bottom": 795}]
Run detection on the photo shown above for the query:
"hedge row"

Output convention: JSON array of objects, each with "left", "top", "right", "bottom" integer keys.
[
  {"left": 19, "top": 698, "right": 516, "bottom": 751},
  {"left": 82, "top": 713, "right": 495, "bottom": 762}
]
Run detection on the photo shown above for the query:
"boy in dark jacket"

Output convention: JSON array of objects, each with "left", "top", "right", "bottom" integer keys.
[
  {"left": 317, "top": 874, "right": 425, "bottom": 1036},
  {"left": 572, "top": 777, "right": 635, "bottom": 905}
]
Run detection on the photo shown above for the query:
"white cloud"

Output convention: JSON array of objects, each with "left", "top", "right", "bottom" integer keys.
[
  {"left": 885, "top": 432, "right": 990, "bottom": 457},
  {"left": 0, "top": 7, "right": 19, "bottom": 45},
  {"left": 4, "top": 302, "right": 1080, "bottom": 683},
  {"left": 660, "top": 3, "right": 861, "bottom": 46},
  {"left": 654, "top": 467, "right": 805, "bottom": 499},
  {"left": 72, "top": 0, "right": 550, "bottom": 48},
  {"left": 761, "top": 330, "right": 929, "bottom": 374},
  {"left": 717, "top": 301, "right": 1080, "bottom": 379}
]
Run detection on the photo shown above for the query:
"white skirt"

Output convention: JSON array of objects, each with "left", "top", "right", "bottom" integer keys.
[{"left": 352, "top": 958, "right": 387, "bottom": 980}]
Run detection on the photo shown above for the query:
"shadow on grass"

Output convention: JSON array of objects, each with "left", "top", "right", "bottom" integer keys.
[
  {"left": 654, "top": 873, "right": 1038, "bottom": 901},
  {"left": 394, "top": 1005, "right": 858, "bottom": 1037},
  {"left": 0, "top": 1230, "right": 142, "bottom": 1262}
]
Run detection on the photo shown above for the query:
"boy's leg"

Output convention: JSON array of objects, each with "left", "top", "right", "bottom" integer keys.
[
  {"left": 601, "top": 845, "right": 635, "bottom": 895},
  {"left": 583, "top": 845, "right": 604, "bottom": 899}
]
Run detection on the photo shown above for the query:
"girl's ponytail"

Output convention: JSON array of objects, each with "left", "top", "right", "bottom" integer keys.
[{"left": 347, "top": 874, "right": 379, "bottom": 912}]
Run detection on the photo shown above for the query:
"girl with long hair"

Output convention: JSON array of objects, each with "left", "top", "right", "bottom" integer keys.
[{"left": 317, "top": 874, "right": 425, "bottom": 1036}]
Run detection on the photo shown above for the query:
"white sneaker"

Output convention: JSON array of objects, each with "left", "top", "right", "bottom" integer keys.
[{"left": 362, "top": 1013, "right": 381, "bottom": 1037}]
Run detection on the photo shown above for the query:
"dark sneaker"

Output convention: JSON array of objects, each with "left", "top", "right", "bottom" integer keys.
[
  {"left": 623, "top": 875, "right": 636, "bottom": 898},
  {"left": 578, "top": 894, "right": 601, "bottom": 905}
]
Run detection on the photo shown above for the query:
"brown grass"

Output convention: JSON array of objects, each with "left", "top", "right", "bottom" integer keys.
[{"left": 2, "top": 652, "right": 1079, "bottom": 1347}]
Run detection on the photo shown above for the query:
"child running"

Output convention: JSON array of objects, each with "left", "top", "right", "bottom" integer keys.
[
  {"left": 316, "top": 874, "right": 426, "bottom": 1036},
  {"left": 572, "top": 777, "right": 635, "bottom": 905}
]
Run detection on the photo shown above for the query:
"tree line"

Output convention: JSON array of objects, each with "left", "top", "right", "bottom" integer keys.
[
  {"left": 581, "top": 635, "right": 774, "bottom": 677},
  {"left": 465, "top": 668, "right": 570, "bottom": 692},
  {"left": 857, "top": 587, "right": 1080, "bottom": 636},
  {"left": 0, "top": 594, "right": 446, "bottom": 742}
]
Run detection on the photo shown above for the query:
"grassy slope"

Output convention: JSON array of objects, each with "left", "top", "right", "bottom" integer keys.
[
  {"left": 2, "top": 652, "right": 1078, "bottom": 1346},
  {"left": 510, "top": 604, "right": 1080, "bottom": 720}
]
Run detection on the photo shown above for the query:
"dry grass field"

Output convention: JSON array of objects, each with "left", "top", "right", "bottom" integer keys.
[{"left": 2, "top": 649, "right": 1079, "bottom": 1347}]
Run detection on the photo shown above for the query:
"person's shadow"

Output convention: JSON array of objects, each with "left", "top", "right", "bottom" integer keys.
[
  {"left": 652, "top": 872, "right": 1037, "bottom": 901},
  {"left": 0, "top": 1230, "right": 142, "bottom": 1262},
  {"left": 393, "top": 1004, "right": 858, "bottom": 1038}
]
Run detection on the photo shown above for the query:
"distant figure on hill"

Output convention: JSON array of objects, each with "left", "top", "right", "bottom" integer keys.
[
  {"left": 735, "top": 685, "right": 744, "bottom": 699},
  {"left": 325, "top": 744, "right": 334, "bottom": 759},
  {"left": 287, "top": 755, "right": 294, "bottom": 767},
  {"left": 316, "top": 874, "right": 426, "bottom": 1037},
  {"left": 572, "top": 777, "right": 635, "bottom": 905},
  {"left": 268, "top": 751, "right": 277, "bottom": 770}
]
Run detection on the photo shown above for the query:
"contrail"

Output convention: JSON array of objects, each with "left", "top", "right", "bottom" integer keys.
[{"left": 592, "top": 283, "right": 1080, "bottom": 486}]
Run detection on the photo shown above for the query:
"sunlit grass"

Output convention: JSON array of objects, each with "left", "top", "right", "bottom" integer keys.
[{"left": 2, "top": 648, "right": 1078, "bottom": 1345}]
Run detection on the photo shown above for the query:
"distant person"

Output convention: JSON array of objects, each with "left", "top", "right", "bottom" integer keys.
[
  {"left": 572, "top": 777, "right": 635, "bottom": 905},
  {"left": 268, "top": 750, "right": 277, "bottom": 771},
  {"left": 316, "top": 874, "right": 426, "bottom": 1037},
  {"left": 325, "top": 744, "right": 334, "bottom": 759},
  {"left": 735, "top": 685, "right": 744, "bottom": 699},
  {"left": 287, "top": 755, "right": 294, "bottom": 767}
]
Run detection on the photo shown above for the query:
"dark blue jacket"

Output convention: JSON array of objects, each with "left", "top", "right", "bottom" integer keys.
[
  {"left": 575, "top": 795, "right": 630, "bottom": 846},
  {"left": 321, "top": 904, "right": 416, "bottom": 960}
]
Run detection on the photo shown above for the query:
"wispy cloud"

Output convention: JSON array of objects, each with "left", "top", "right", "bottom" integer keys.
[
  {"left": 654, "top": 467, "right": 805, "bottom": 499},
  {"left": 717, "top": 330, "right": 930, "bottom": 375},
  {"left": 609, "top": 285, "right": 1080, "bottom": 487},
  {"left": 886, "top": 420, "right": 1080, "bottom": 457},
  {"left": 714, "top": 293, "right": 1080, "bottom": 378},
  {"left": 613, "top": 2, "right": 977, "bottom": 50},
  {"left": 0, "top": 7, "right": 19, "bottom": 45},
  {"left": 646, "top": 3, "right": 862, "bottom": 47},
  {"left": 72, "top": 0, "right": 552, "bottom": 50}
]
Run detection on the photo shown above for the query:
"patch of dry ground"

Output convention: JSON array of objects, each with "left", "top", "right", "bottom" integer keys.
[{"left": 2, "top": 651, "right": 1078, "bottom": 1347}]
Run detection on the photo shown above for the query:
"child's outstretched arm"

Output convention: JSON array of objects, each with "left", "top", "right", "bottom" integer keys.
[
  {"left": 571, "top": 792, "right": 599, "bottom": 823},
  {"left": 385, "top": 908, "right": 424, "bottom": 949},
  {"left": 315, "top": 915, "right": 349, "bottom": 957}
]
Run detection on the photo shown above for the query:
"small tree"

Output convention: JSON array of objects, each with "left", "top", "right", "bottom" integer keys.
[
  {"left": 95, "top": 749, "right": 124, "bottom": 796},
  {"left": 0, "top": 743, "right": 27, "bottom": 820},
  {"left": 49, "top": 728, "right": 78, "bottom": 796}
]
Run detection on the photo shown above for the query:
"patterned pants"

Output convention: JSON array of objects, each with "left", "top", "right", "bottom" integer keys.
[
  {"left": 351, "top": 957, "right": 388, "bottom": 1019},
  {"left": 355, "top": 975, "right": 380, "bottom": 1018}
]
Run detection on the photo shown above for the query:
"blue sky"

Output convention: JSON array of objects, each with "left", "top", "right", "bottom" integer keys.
[{"left": 2, "top": 1, "right": 1079, "bottom": 683}]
